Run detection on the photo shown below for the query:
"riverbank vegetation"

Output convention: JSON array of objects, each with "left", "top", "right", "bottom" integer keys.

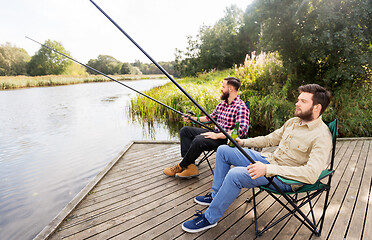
[
  {"left": 0, "top": 41, "right": 176, "bottom": 77},
  {"left": 130, "top": 58, "right": 370, "bottom": 137},
  {"left": 0, "top": 74, "right": 166, "bottom": 90},
  {"left": 131, "top": 0, "right": 371, "bottom": 137}
]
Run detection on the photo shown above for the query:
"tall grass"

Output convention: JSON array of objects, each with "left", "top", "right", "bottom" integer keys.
[
  {"left": 130, "top": 51, "right": 371, "bottom": 137},
  {"left": 0, "top": 74, "right": 166, "bottom": 90},
  {"left": 129, "top": 70, "right": 232, "bottom": 128}
]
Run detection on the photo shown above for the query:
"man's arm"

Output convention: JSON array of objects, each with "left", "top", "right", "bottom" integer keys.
[
  {"left": 183, "top": 115, "right": 209, "bottom": 123},
  {"left": 241, "top": 123, "right": 285, "bottom": 148},
  {"left": 201, "top": 130, "right": 232, "bottom": 140},
  {"left": 266, "top": 134, "right": 332, "bottom": 184},
  {"left": 236, "top": 104, "right": 250, "bottom": 138}
]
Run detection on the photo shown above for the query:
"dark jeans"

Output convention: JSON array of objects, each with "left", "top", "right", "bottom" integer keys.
[{"left": 179, "top": 126, "right": 227, "bottom": 168}]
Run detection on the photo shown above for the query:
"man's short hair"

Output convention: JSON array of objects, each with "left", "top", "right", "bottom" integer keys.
[
  {"left": 298, "top": 84, "right": 331, "bottom": 115},
  {"left": 224, "top": 77, "right": 241, "bottom": 91}
]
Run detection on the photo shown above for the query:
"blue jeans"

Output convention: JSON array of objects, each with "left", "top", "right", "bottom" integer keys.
[{"left": 204, "top": 145, "right": 292, "bottom": 224}]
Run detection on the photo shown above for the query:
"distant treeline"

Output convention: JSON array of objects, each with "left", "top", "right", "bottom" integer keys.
[{"left": 0, "top": 41, "right": 176, "bottom": 77}]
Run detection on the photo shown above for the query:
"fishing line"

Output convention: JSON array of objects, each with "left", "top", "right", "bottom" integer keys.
[
  {"left": 25, "top": 36, "right": 213, "bottom": 131},
  {"left": 87, "top": 3, "right": 323, "bottom": 228}
]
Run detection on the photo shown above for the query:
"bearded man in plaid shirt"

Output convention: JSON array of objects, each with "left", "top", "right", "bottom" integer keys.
[{"left": 164, "top": 77, "right": 250, "bottom": 178}]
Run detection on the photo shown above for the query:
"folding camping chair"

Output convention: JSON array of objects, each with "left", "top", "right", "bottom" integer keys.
[
  {"left": 249, "top": 119, "right": 338, "bottom": 237},
  {"left": 195, "top": 101, "right": 251, "bottom": 175}
]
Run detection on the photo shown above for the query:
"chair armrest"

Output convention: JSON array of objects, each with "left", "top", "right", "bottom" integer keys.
[{"left": 276, "top": 169, "right": 335, "bottom": 185}]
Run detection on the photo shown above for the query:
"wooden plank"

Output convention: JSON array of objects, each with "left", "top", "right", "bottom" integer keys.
[
  {"left": 40, "top": 139, "right": 371, "bottom": 240},
  {"left": 305, "top": 140, "right": 360, "bottom": 239},
  {"left": 326, "top": 140, "right": 366, "bottom": 239},
  {"left": 344, "top": 140, "right": 371, "bottom": 239},
  {"left": 58, "top": 167, "right": 214, "bottom": 239},
  {"left": 360, "top": 140, "right": 372, "bottom": 239},
  {"left": 51, "top": 167, "right": 212, "bottom": 239},
  {"left": 295, "top": 140, "right": 356, "bottom": 239},
  {"left": 213, "top": 193, "right": 283, "bottom": 239},
  {"left": 34, "top": 141, "right": 134, "bottom": 240}
]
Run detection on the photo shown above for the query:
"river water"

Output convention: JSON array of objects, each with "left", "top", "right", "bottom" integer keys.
[{"left": 0, "top": 79, "right": 178, "bottom": 240}]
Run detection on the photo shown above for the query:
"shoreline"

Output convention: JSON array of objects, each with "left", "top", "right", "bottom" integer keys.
[{"left": 0, "top": 74, "right": 168, "bottom": 90}]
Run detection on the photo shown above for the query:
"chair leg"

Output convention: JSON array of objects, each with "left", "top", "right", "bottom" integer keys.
[
  {"left": 206, "top": 158, "right": 214, "bottom": 175},
  {"left": 246, "top": 188, "right": 262, "bottom": 203},
  {"left": 318, "top": 188, "right": 331, "bottom": 236},
  {"left": 251, "top": 188, "right": 260, "bottom": 236},
  {"left": 307, "top": 192, "right": 316, "bottom": 225},
  {"left": 196, "top": 150, "right": 215, "bottom": 175}
]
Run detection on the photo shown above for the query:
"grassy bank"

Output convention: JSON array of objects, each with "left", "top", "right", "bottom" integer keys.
[
  {"left": 0, "top": 74, "right": 167, "bottom": 90},
  {"left": 130, "top": 66, "right": 371, "bottom": 138}
]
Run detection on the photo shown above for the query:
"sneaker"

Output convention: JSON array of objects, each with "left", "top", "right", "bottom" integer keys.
[
  {"left": 163, "top": 163, "right": 183, "bottom": 177},
  {"left": 175, "top": 164, "right": 199, "bottom": 178},
  {"left": 182, "top": 210, "right": 217, "bottom": 233},
  {"left": 194, "top": 192, "right": 213, "bottom": 206}
]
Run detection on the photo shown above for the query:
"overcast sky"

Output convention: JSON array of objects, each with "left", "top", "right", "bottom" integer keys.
[{"left": 1, "top": 0, "right": 253, "bottom": 64}]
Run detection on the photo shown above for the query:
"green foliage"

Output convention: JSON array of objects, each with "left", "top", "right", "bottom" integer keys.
[
  {"left": 27, "top": 40, "right": 71, "bottom": 76},
  {"left": 175, "top": 5, "right": 247, "bottom": 76},
  {"left": 129, "top": 70, "right": 228, "bottom": 125},
  {"left": 251, "top": 0, "right": 371, "bottom": 88},
  {"left": 134, "top": 60, "right": 177, "bottom": 76},
  {"left": 324, "top": 86, "right": 372, "bottom": 137},
  {"left": 87, "top": 55, "right": 122, "bottom": 75},
  {"left": 235, "top": 51, "right": 287, "bottom": 95},
  {"left": 0, "top": 42, "right": 30, "bottom": 76},
  {"left": 120, "top": 62, "right": 131, "bottom": 74},
  {"left": 63, "top": 62, "right": 88, "bottom": 76},
  {"left": 130, "top": 61, "right": 371, "bottom": 137}
]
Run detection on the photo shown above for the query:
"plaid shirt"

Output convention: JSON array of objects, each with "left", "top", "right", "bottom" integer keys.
[{"left": 208, "top": 96, "right": 250, "bottom": 138}]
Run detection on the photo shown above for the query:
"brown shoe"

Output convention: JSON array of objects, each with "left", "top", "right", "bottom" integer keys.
[
  {"left": 164, "top": 163, "right": 183, "bottom": 177},
  {"left": 175, "top": 164, "right": 199, "bottom": 178}
]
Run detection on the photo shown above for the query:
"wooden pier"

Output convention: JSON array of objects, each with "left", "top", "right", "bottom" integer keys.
[{"left": 35, "top": 138, "right": 371, "bottom": 239}]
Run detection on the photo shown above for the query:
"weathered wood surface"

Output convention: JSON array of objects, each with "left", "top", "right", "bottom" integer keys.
[{"left": 36, "top": 138, "right": 371, "bottom": 240}]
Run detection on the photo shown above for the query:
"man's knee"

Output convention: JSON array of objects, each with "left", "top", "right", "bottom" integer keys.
[
  {"left": 224, "top": 167, "right": 248, "bottom": 189},
  {"left": 192, "top": 134, "right": 207, "bottom": 145},
  {"left": 180, "top": 126, "right": 196, "bottom": 138},
  {"left": 216, "top": 145, "right": 232, "bottom": 163},
  {"left": 217, "top": 145, "right": 230, "bottom": 154}
]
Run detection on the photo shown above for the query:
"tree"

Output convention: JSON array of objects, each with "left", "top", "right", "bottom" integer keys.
[
  {"left": 246, "top": 0, "right": 371, "bottom": 88},
  {"left": 87, "top": 55, "right": 122, "bottom": 75},
  {"left": 120, "top": 62, "right": 131, "bottom": 74},
  {"left": 199, "top": 5, "right": 246, "bottom": 70},
  {"left": 175, "top": 5, "right": 246, "bottom": 76},
  {"left": 0, "top": 42, "right": 30, "bottom": 76},
  {"left": 27, "top": 40, "right": 71, "bottom": 76}
]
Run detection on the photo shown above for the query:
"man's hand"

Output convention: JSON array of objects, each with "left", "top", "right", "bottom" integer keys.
[
  {"left": 247, "top": 161, "right": 267, "bottom": 179},
  {"left": 201, "top": 132, "right": 223, "bottom": 140},
  {"left": 230, "top": 137, "right": 244, "bottom": 146},
  {"left": 183, "top": 115, "right": 193, "bottom": 123}
]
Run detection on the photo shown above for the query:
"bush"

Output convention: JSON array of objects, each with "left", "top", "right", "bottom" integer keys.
[{"left": 235, "top": 51, "right": 287, "bottom": 95}]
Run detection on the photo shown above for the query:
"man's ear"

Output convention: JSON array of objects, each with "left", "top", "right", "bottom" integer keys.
[
  {"left": 314, "top": 104, "right": 322, "bottom": 114},
  {"left": 228, "top": 85, "right": 234, "bottom": 92}
]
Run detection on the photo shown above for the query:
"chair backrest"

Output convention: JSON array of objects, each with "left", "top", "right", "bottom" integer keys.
[{"left": 324, "top": 119, "right": 339, "bottom": 170}]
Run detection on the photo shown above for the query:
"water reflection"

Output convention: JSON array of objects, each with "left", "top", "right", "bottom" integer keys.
[{"left": 0, "top": 79, "right": 176, "bottom": 240}]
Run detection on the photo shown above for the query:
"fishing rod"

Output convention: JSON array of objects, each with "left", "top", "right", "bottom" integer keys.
[
  {"left": 88, "top": 0, "right": 256, "bottom": 164},
  {"left": 89, "top": 2, "right": 322, "bottom": 231},
  {"left": 25, "top": 36, "right": 214, "bottom": 131}
]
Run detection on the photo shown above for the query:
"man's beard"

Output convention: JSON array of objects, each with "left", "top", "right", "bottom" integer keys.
[
  {"left": 295, "top": 106, "right": 314, "bottom": 122},
  {"left": 220, "top": 91, "right": 229, "bottom": 101}
]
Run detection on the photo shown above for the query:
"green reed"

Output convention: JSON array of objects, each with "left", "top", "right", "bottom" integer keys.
[{"left": 129, "top": 70, "right": 233, "bottom": 128}]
